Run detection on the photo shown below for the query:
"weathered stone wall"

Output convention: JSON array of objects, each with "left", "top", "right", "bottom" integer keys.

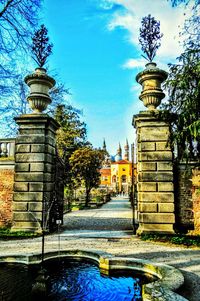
[
  {"left": 12, "top": 114, "right": 59, "bottom": 232},
  {"left": 192, "top": 169, "right": 200, "bottom": 234},
  {"left": 0, "top": 166, "right": 14, "bottom": 227},
  {"left": 175, "top": 164, "right": 200, "bottom": 233},
  {"left": 134, "top": 111, "right": 175, "bottom": 234},
  {"left": 192, "top": 193, "right": 200, "bottom": 234},
  {"left": 174, "top": 163, "right": 194, "bottom": 231}
]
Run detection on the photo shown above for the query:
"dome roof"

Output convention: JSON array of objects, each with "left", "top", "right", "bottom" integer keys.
[
  {"left": 110, "top": 155, "right": 115, "bottom": 162},
  {"left": 115, "top": 154, "right": 122, "bottom": 162}
]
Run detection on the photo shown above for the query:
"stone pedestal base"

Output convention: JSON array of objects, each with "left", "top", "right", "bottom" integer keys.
[
  {"left": 11, "top": 114, "right": 59, "bottom": 233},
  {"left": 137, "top": 223, "right": 174, "bottom": 235},
  {"left": 133, "top": 111, "right": 175, "bottom": 234}
]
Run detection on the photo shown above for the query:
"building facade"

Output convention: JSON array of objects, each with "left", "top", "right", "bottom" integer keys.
[{"left": 99, "top": 140, "right": 136, "bottom": 194}]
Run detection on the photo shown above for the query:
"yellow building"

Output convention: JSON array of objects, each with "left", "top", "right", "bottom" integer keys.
[
  {"left": 100, "top": 167, "right": 111, "bottom": 186},
  {"left": 111, "top": 159, "right": 132, "bottom": 194},
  {"left": 100, "top": 140, "right": 136, "bottom": 194}
]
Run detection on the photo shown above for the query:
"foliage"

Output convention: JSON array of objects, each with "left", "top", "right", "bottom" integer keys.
[
  {"left": 0, "top": 156, "right": 14, "bottom": 161},
  {"left": 170, "top": 0, "right": 199, "bottom": 7},
  {"left": 0, "top": 1, "right": 42, "bottom": 134},
  {"left": 140, "top": 233, "right": 200, "bottom": 247},
  {"left": 139, "top": 14, "right": 163, "bottom": 62},
  {"left": 0, "top": 74, "right": 69, "bottom": 137},
  {"left": 161, "top": 1, "right": 200, "bottom": 161},
  {"left": 0, "top": 227, "right": 39, "bottom": 238},
  {"left": 162, "top": 49, "right": 200, "bottom": 160},
  {"left": 54, "top": 104, "right": 88, "bottom": 189},
  {"left": 31, "top": 24, "right": 53, "bottom": 68},
  {"left": 0, "top": 0, "right": 41, "bottom": 93},
  {"left": 49, "top": 82, "right": 71, "bottom": 114},
  {"left": 69, "top": 147, "right": 104, "bottom": 206},
  {"left": 174, "top": 0, "right": 200, "bottom": 51},
  {"left": 54, "top": 104, "right": 87, "bottom": 160}
]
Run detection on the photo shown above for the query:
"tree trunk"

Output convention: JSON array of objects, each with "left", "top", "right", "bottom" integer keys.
[{"left": 85, "top": 188, "right": 90, "bottom": 207}]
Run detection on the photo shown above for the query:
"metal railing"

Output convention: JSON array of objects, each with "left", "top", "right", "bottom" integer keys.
[{"left": 0, "top": 138, "right": 15, "bottom": 158}]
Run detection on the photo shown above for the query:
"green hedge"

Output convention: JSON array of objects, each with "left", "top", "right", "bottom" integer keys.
[{"left": 140, "top": 233, "right": 200, "bottom": 247}]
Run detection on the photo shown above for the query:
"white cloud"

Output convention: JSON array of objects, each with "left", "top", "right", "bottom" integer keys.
[
  {"left": 122, "top": 58, "right": 145, "bottom": 69},
  {"left": 101, "top": 0, "right": 193, "bottom": 68}
]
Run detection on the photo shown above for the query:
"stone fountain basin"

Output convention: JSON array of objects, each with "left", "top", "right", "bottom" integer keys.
[{"left": 0, "top": 249, "right": 187, "bottom": 301}]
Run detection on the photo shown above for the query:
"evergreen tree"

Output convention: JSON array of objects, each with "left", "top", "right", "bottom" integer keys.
[
  {"left": 162, "top": 0, "right": 200, "bottom": 161},
  {"left": 54, "top": 104, "right": 88, "bottom": 188}
]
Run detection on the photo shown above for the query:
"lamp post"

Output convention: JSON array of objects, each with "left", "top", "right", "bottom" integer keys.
[{"left": 131, "top": 143, "right": 136, "bottom": 234}]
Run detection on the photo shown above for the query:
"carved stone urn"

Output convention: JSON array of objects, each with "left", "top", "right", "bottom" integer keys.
[
  {"left": 24, "top": 67, "right": 55, "bottom": 113},
  {"left": 136, "top": 62, "right": 168, "bottom": 110}
]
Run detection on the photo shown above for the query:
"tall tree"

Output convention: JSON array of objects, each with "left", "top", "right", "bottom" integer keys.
[
  {"left": 0, "top": 0, "right": 42, "bottom": 133},
  {"left": 0, "top": 74, "right": 28, "bottom": 135},
  {"left": 54, "top": 104, "right": 87, "bottom": 159},
  {"left": 161, "top": 0, "right": 200, "bottom": 161},
  {"left": 54, "top": 104, "right": 88, "bottom": 188},
  {"left": 69, "top": 147, "right": 104, "bottom": 206},
  {"left": 0, "top": 73, "right": 70, "bottom": 137},
  {"left": 0, "top": 0, "right": 41, "bottom": 88},
  {"left": 0, "top": 23, "right": 70, "bottom": 137}
]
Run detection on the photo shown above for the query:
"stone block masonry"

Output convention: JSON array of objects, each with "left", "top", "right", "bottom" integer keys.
[
  {"left": 134, "top": 111, "right": 175, "bottom": 234},
  {"left": 11, "top": 114, "right": 59, "bottom": 233}
]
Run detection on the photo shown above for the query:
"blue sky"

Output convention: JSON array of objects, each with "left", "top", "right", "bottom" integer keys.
[{"left": 43, "top": 0, "right": 191, "bottom": 155}]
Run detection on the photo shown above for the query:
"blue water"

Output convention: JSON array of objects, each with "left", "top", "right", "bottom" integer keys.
[
  {"left": 0, "top": 259, "right": 142, "bottom": 301},
  {"left": 47, "top": 259, "right": 142, "bottom": 301}
]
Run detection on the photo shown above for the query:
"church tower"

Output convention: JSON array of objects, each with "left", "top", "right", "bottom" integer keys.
[
  {"left": 103, "top": 138, "right": 107, "bottom": 152},
  {"left": 124, "top": 139, "right": 129, "bottom": 161},
  {"left": 117, "top": 143, "right": 122, "bottom": 158}
]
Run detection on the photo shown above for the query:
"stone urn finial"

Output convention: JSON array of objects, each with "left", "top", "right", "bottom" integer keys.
[
  {"left": 25, "top": 25, "right": 55, "bottom": 113},
  {"left": 136, "top": 62, "right": 168, "bottom": 110},
  {"left": 24, "top": 67, "right": 55, "bottom": 114}
]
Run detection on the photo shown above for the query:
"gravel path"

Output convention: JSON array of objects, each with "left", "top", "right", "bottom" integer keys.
[
  {"left": 63, "top": 197, "right": 133, "bottom": 232},
  {"left": 0, "top": 197, "right": 200, "bottom": 300}
]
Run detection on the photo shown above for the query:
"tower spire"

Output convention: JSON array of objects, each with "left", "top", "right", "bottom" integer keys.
[
  {"left": 124, "top": 139, "right": 129, "bottom": 160},
  {"left": 103, "top": 138, "right": 107, "bottom": 152},
  {"left": 117, "top": 143, "right": 122, "bottom": 157}
]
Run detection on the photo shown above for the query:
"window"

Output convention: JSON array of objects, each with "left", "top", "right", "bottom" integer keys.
[
  {"left": 121, "top": 175, "right": 126, "bottom": 183},
  {"left": 112, "top": 175, "right": 116, "bottom": 183}
]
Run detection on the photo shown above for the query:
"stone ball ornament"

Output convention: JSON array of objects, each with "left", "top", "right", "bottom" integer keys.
[{"left": 24, "top": 67, "right": 55, "bottom": 114}]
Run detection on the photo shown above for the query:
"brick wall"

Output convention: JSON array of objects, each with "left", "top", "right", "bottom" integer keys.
[
  {"left": 175, "top": 163, "right": 200, "bottom": 232},
  {"left": 191, "top": 169, "right": 200, "bottom": 234},
  {"left": 0, "top": 169, "right": 14, "bottom": 227}
]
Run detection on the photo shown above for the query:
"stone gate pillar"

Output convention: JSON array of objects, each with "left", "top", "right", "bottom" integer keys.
[
  {"left": 133, "top": 62, "right": 175, "bottom": 234},
  {"left": 11, "top": 68, "right": 59, "bottom": 232}
]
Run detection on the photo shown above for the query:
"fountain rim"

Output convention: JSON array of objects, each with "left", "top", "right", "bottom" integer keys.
[{"left": 0, "top": 249, "right": 186, "bottom": 301}]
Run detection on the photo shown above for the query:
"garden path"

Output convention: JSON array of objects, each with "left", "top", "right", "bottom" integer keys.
[
  {"left": 0, "top": 197, "right": 199, "bottom": 300},
  {"left": 62, "top": 196, "right": 134, "bottom": 238}
]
